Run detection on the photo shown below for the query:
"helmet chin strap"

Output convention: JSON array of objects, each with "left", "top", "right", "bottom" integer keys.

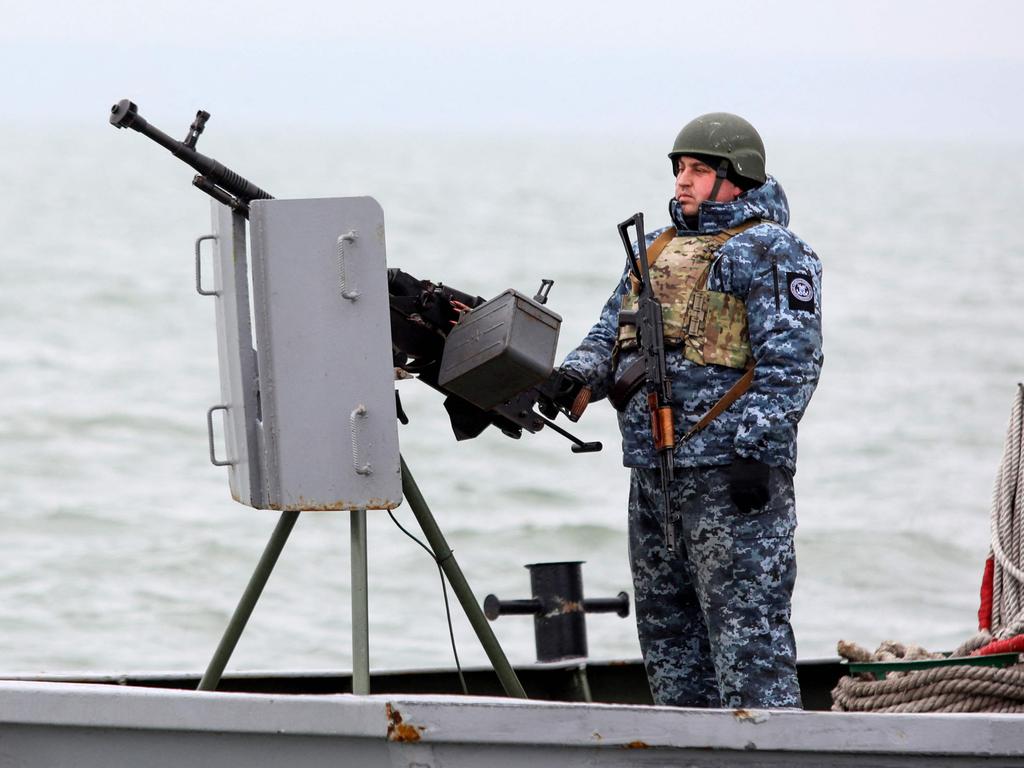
[{"left": 708, "top": 159, "right": 730, "bottom": 203}]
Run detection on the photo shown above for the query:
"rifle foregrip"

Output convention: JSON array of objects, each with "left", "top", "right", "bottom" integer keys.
[
  {"left": 648, "top": 398, "right": 675, "bottom": 452},
  {"left": 656, "top": 407, "right": 674, "bottom": 450}
]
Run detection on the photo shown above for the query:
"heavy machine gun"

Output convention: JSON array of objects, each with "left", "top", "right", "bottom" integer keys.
[{"left": 109, "top": 99, "right": 599, "bottom": 453}]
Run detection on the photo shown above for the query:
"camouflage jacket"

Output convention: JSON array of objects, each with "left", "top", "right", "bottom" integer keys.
[{"left": 561, "top": 177, "right": 822, "bottom": 471}]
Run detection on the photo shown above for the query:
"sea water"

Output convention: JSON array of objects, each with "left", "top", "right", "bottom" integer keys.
[{"left": 0, "top": 125, "right": 1022, "bottom": 674}]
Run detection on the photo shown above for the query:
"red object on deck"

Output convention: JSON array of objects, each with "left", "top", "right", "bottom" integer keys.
[
  {"left": 971, "top": 633, "right": 1024, "bottom": 657},
  {"left": 979, "top": 556, "right": 995, "bottom": 631}
]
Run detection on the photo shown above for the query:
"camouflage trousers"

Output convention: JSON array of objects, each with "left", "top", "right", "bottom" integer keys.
[{"left": 628, "top": 465, "right": 801, "bottom": 709}]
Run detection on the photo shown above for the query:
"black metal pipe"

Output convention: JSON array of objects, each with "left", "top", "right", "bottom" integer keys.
[
  {"left": 527, "top": 562, "right": 587, "bottom": 662},
  {"left": 584, "top": 592, "right": 630, "bottom": 618},
  {"left": 483, "top": 596, "right": 540, "bottom": 619},
  {"left": 485, "top": 562, "right": 631, "bottom": 663}
]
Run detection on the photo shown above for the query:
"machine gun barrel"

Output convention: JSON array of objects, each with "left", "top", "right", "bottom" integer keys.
[
  {"left": 109, "top": 99, "right": 598, "bottom": 452},
  {"left": 109, "top": 99, "right": 273, "bottom": 215}
]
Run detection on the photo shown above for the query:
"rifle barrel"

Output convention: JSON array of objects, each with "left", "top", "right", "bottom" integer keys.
[{"left": 618, "top": 212, "right": 678, "bottom": 550}]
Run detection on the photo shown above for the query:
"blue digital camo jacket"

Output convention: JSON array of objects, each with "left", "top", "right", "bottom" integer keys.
[{"left": 561, "top": 177, "right": 823, "bottom": 472}]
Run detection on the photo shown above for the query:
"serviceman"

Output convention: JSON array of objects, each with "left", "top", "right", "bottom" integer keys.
[{"left": 544, "top": 113, "right": 822, "bottom": 709}]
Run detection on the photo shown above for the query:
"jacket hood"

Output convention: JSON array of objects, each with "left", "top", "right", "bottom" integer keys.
[{"left": 669, "top": 175, "right": 790, "bottom": 233}]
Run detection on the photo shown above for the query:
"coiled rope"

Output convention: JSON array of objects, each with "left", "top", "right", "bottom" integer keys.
[
  {"left": 833, "top": 662, "right": 1024, "bottom": 713},
  {"left": 956, "top": 384, "right": 1024, "bottom": 655},
  {"left": 832, "top": 639, "right": 1024, "bottom": 713},
  {"left": 988, "top": 384, "right": 1024, "bottom": 632},
  {"left": 832, "top": 386, "right": 1024, "bottom": 713}
]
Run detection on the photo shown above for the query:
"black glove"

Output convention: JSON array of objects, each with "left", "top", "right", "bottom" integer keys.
[
  {"left": 729, "top": 457, "right": 771, "bottom": 513},
  {"left": 537, "top": 368, "right": 587, "bottom": 421}
]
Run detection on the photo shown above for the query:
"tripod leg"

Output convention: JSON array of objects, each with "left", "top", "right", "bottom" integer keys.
[
  {"left": 400, "top": 455, "right": 528, "bottom": 699},
  {"left": 197, "top": 510, "right": 300, "bottom": 691},
  {"left": 351, "top": 508, "right": 370, "bottom": 695}
]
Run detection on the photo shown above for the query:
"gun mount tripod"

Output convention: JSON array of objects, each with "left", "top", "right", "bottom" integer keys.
[{"left": 198, "top": 455, "right": 527, "bottom": 699}]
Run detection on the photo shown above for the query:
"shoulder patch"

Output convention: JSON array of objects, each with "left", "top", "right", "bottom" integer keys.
[{"left": 786, "top": 272, "right": 815, "bottom": 312}]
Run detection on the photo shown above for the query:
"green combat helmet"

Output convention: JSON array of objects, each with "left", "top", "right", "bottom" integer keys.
[{"left": 668, "top": 113, "right": 766, "bottom": 189}]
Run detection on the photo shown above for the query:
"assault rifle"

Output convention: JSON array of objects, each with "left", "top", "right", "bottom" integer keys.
[
  {"left": 108, "top": 99, "right": 599, "bottom": 453},
  {"left": 617, "top": 213, "right": 676, "bottom": 549}
]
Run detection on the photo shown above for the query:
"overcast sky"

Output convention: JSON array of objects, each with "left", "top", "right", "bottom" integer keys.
[{"left": 2, "top": 0, "right": 1022, "bottom": 141}]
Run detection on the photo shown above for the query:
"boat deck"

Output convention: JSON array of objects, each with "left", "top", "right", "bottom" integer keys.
[{"left": 1, "top": 656, "right": 845, "bottom": 710}]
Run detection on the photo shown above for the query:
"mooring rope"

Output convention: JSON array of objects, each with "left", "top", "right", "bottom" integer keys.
[
  {"left": 832, "top": 639, "right": 1024, "bottom": 713},
  {"left": 832, "top": 387, "right": 1024, "bottom": 713},
  {"left": 990, "top": 384, "right": 1024, "bottom": 632},
  {"left": 951, "top": 385, "right": 1024, "bottom": 655},
  {"left": 833, "top": 660, "right": 1024, "bottom": 712}
]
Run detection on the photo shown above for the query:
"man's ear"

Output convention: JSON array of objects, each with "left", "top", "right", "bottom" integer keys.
[{"left": 718, "top": 180, "right": 744, "bottom": 202}]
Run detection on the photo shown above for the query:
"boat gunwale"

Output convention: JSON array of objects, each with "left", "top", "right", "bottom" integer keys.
[{"left": 2, "top": 678, "right": 1024, "bottom": 757}]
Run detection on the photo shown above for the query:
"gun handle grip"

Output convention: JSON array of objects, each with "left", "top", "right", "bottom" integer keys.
[{"left": 569, "top": 386, "right": 591, "bottom": 422}]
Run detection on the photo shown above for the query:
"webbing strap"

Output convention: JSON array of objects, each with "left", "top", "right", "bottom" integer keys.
[
  {"left": 628, "top": 227, "right": 676, "bottom": 293},
  {"left": 679, "top": 363, "right": 755, "bottom": 444},
  {"left": 629, "top": 219, "right": 762, "bottom": 292}
]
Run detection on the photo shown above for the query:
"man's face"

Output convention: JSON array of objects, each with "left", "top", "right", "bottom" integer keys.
[{"left": 673, "top": 156, "right": 744, "bottom": 216}]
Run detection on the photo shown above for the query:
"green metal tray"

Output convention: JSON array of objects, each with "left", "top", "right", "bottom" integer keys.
[{"left": 846, "top": 652, "right": 1021, "bottom": 680}]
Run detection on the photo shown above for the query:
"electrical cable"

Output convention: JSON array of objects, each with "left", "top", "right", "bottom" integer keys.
[{"left": 387, "top": 509, "right": 469, "bottom": 695}]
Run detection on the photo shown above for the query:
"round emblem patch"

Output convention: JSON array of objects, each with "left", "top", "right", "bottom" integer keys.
[{"left": 789, "top": 277, "right": 813, "bottom": 302}]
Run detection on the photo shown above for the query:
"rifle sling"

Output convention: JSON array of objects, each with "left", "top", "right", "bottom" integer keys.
[
  {"left": 628, "top": 227, "right": 677, "bottom": 293},
  {"left": 679, "top": 364, "right": 755, "bottom": 444},
  {"left": 609, "top": 360, "right": 755, "bottom": 441},
  {"left": 608, "top": 357, "right": 646, "bottom": 411},
  {"left": 628, "top": 223, "right": 757, "bottom": 293}
]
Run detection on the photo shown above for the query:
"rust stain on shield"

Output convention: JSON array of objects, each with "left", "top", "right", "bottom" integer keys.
[
  {"left": 386, "top": 703, "right": 424, "bottom": 742},
  {"left": 265, "top": 495, "right": 400, "bottom": 512}
]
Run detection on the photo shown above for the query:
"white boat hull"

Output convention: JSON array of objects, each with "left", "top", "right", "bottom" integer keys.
[{"left": 3, "top": 680, "right": 1024, "bottom": 766}]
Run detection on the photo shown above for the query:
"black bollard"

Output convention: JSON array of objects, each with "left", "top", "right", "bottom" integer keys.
[{"left": 484, "top": 561, "right": 629, "bottom": 663}]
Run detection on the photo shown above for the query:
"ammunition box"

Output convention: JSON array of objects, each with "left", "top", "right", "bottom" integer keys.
[{"left": 438, "top": 289, "right": 561, "bottom": 411}]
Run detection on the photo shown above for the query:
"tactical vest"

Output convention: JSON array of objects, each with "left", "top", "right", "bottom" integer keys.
[{"left": 617, "top": 223, "right": 758, "bottom": 369}]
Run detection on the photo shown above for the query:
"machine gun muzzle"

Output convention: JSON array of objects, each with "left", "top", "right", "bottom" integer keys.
[{"left": 109, "top": 99, "right": 273, "bottom": 214}]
